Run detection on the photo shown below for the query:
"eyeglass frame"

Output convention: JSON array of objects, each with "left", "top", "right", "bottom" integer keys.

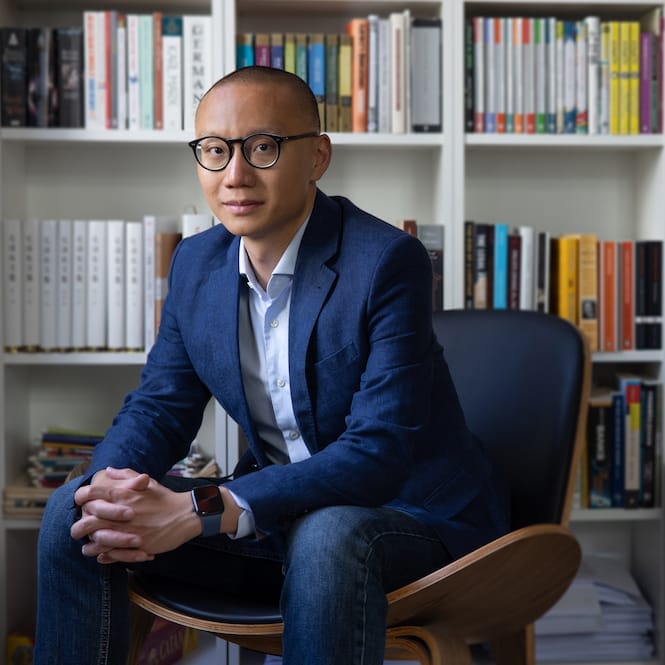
[{"left": 188, "top": 132, "right": 320, "bottom": 171}]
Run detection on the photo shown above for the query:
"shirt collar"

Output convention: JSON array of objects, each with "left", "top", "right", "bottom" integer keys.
[{"left": 239, "top": 215, "right": 310, "bottom": 297}]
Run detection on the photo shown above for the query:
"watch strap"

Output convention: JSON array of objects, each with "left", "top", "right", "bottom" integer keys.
[{"left": 200, "top": 511, "right": 222, "bottom": 537}]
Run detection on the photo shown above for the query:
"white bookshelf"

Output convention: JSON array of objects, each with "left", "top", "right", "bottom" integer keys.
[{"left": 0, "top": 0, "right": 663, "bottom": 664}]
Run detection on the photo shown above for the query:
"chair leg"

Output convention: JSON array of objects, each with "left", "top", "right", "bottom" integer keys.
[
  {"left": 490, "top": 624, "right": 535, "bottom": 665},
  {"left": 127, "top": 602, "right": 156, "bottom": 665},
  {"left": 386, "top": 625, "right": 472, "bottom": 665}
]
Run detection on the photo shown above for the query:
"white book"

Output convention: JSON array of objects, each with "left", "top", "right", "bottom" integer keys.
[
  {"left": 3, "top": 219, "right": 22, "bottom": 349},
  {"left": 378, "top": 17, "right": 392, "bottom": 133},
  {"left": 125, "top": 221, "right": 144, "bottom": 350},
  {"left": 505, "top": 18, "right": 514, "bottom": 133},
  {"left": 116, "top": 14, "right": 127, "bottom": 130},
  {"left": 83, "top": 11, "right": 105, "bottom": 130},
  {"left": 523, "top": 18, "right": 535, "bottom": 133},
  {"left": 599, "top": 22, "right": 610, "bottom": 135},
  {"left": 546, "top": 17, "right": 557, "bottom": 133},
  {"left": 181, "top": 211, "right": 213, "bottom": 238},
  {"left": 556, "top": 21, "right": 565, "bottom": 132},
  {"left": 127, "top": 14, "right": 141, "bottom": 131},
  {"left": 473, "top": 16, "right": 484, "bottom": 132},
  {"left": 162, "top": 15, "right": 183, "bottom": 131},
  {"left": 518, "top": 225, "right": 536, "bottom": 310},
  {"left": 367, "top": 14, "right": 380, "bottom": 133},
  {"left": 495, "top": 17, "right": 506, "bottom": 133},
  {"left": 410, "top": 17, "right": 442, "bottom": 132},
  {"left": 513, "top": 18, "right": 524, "bottom": 133},
  {"left": 22, "top": 218, "right": 40, "bottom": 349},
  {"left": 39, "top": 219, "right": 58, "bottom": 351},
  {"left": 143, "top": 214, "right": 178, "bottom": 351},
  {"left": 86, "top": 220, "right": 107, "bottom": 349},
  {"left": 71, "top": 220, "right": 87, "bottom": 349},
  {"left": 576, "top": 20, "right": 588, "bottom": 133},
  {"left": 106, "top": 219, "right": 126, "bottom": 350},
  {"left": 389, "top": 11, "right": 407, "bottom": 133},
  {"left": 564, "top": 22, "right": 577, "bottom": 133},
  {"left": 586, "top": 16, "right": 601, "bottom": 135},
  {"left": 484, "top": 17, "right": 496, "bottom": 132},
  {"left": 56, "top": 220, "right": 73, "bottom": 350},
  {"left": 182, "top": 14, "right": 212, "bottom": 133},
  {"left": 535, "top": 18, "right": 547, "bottom": 133},
  {"left": 402, "top": 8, "right": 412, "bottom": 132},
  {"left": 138, "top": 14, "right": 154, "bottom": 130}
]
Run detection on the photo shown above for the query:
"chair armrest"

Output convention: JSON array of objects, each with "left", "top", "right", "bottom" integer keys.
[{"left": 386, "top": 523, "right": 581, "bottom": 642}]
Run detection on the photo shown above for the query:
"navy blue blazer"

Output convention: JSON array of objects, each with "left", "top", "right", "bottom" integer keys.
[{"left": 90, "top": 190, "right": 509, "bottom": 559}]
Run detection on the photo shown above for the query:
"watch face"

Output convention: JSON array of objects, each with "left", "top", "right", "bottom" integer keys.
[{"left": 193, "top": 485, "right": 223, "bottom": 515}]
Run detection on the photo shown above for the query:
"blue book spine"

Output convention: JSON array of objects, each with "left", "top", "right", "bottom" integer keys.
[
  {"left": 308, "top": 38, "right": 325, "bottom": 101},
  {"left": 236, "top": 35, "right": 254, "bottom": 68},
  {"left": 296, "top": 38, "right": 308, "bottom": 82},
  {"left": 271, "top": 43, "right": 284, "bottom": 69},
  {"left": 563, "top": 21, "right": 577, "bottom": 133},
  {"left": 611, "top": 391, "right": 625, "bottom": 507},
  {"left": 493, "top": 223, "right": 509, "bottom": 308}
]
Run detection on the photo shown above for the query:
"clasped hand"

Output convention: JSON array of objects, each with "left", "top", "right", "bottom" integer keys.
[{"left": 71, "top": 467, "right": 198, "bottom": 565}]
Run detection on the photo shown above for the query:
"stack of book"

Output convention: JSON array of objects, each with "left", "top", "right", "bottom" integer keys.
[
  {"left": 466, "top": 10, "right": 663, "bottom": 134},
  {"left": 535, "top": 554, "right": 655, "bottom": 662},
  {"left": 464, "top": 221, "right": 663, "bottom": 354}
]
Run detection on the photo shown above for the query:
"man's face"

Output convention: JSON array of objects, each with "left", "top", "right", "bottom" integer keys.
[{"left": 194, "top": 80, "right": 329, "bottom": 248}]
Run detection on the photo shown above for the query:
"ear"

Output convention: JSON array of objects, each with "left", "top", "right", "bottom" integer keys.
[{"left": 309, "top": 134, "right": 332, "bottom": 182}]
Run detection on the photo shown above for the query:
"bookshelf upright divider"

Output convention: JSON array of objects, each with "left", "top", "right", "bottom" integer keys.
[{"left": 0, "top": 1, "right": 664, "bottom": 664}]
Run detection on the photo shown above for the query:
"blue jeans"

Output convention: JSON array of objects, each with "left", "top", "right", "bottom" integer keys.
[{"left": 35, "top": 475, "right": 451, "bottom": 665}]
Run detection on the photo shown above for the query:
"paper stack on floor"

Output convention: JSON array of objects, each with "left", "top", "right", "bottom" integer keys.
[{"left": 535, "top": 553, "right": 655, "bottom": 662}]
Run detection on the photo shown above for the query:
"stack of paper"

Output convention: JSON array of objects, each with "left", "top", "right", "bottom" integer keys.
[{"left": 535, "top": 553, "right": 655, "bottom": 662}]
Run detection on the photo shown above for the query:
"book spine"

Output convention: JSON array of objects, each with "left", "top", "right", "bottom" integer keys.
[
  {"left": 586, "top": 16, "right": 601, "bottom": 135},
  {"left": 611, "top": 391, "right": 625, "bottom": 507},
  {"left": 473, "top": 224, "right": 490, "bottom": 309},
  {"left": 1, "top": 27, "right": 27, "bottom": 127},
  {"left": 139, "top": 14, "right": 154, "bottom": 130},
  {"left": 152, "top": 11, "right": 164, "bottom": 131},
  {"left": 127, "top": 15, "right": 140, "bottom": 131},
  {"left": 254, "top": 33, "right": 270, "bottom": 66},
  {"left": 507, "top": 233, "right": 521, "bottom": 309},
  {"left": 563, "top": 21, "right": 577, "bottom": 133},
  {"left": 324, "top": 34, "right": 339, "bottom": 133},
  {"left": 162, "top": 16, "right": 183, "bottom": 132},
  {"left": 465, "top": 18, "right": 475, "bottom": 132},
  {"left": 646, "top": 240, "right": 663, "bottom": 349},
  {"left": 125, "top": 221, "right": 144, "bottom": 350},
  {"left": 517, "top": 225, "right": 535, "bottom": 310},
  {"left": 600, "top": 22, "right": 610, "bottom": 134},
  {"left": 283, "top": 33, "right": 296, "bottom": 73},
  {"left": 378, "top": 19, "right": 391, "bottom": 133},
  {"left": 367, "top": 15, "right": 379, "bottom": 133},
  {"left": 473, "top": 16, "right": 485, "bottom": 132},
  {"left": 463, "top": 220, "right": 475, "bottom": 309},
  {"left": 411, "top": 18, "right": 442, "bottom": 132},
  {"left": 2, "top": 219, "right": 23, "bottom": 349},
  {"left": 536, "top": 230, "right": 551, "bottom": 313},
  {"left": 308, "top": 33, "right": 326, "bottom": 130},
  {"left": 640, "top": 381, "right": 659, "bottom": 507},
  {"left": 546, "top": 17, "right": 557, "bottom": 133},
  {"left": 55, "top": 219, "right": 73, "bottom": 350},
  {"left": 389, "top": 12, "right": 407, "bottom": 133},
  {"left": 619, "top": 240, "right": 635, "bottom": 350},
  {"left": 484, "top": 18, "right": 496, "bottom": 133},
  {"left": 577, "top": 234, "right": 599, "bottom": 352},
  {"left": 39, "top": 219, "right": 58, "bottom": 351},
  {"left": 295, "top": 33, "right": 308, "bottom": 81},
  {"left": 609, "top": 21, "right": 621, "bottom": 134},
  {"left": 182, "top": 15, "right": 212, "bottom": 133},
  {"left": 236, "top": 32, "right": 254, "bottom": 68},
  {"left": 495, "top": 17, "right": 506, "bottom": 133},
  {"left": 599, "top": 240, "right": 618, "bottom": 352},
  {"left": 417, "top": 225, "right": 444, "bottom": 312},
  {"left": 154, "top": 232, "right": 182, "bottom": 336},
  {"left": 270, "top": 33, "right": 284, "bottom": 69},
  {"left": 505, "top": 18, "right": 514, "bottom": 133},
  {"left": 575, "top": 19, "right": 588, "bottom": 133},
  {"left": 640, "top": 32, "right": 653, "bottom": 133},
  {"left": 621, "top": 379, "right": 641, "bottom": 508},
  {"left": 523, "top": 18, "right": 535, "bottom": 133},
  {"left": 106, "top": 11, "right": 118, "bottom": 129},
  {"left": 534, "top": 18, "right": 546, "bottom": 133},
  {"left": 628, "top": 21, "right": 640, "bottom": 134},
  {"left": 86, "top": 220, "right": 107, "bottom": 349},
  {"left": 555, "top": 20, "right": 565, "bottom": 132},
  {"left": 22, "top": 218, "right": 41, "bottom": 349},
  {"left": 116, "top": 15, "right": 127, "bottom": 130},
  {"left": 71, "top": 220, "right": 87, "bottom": 350},
  {"left": 338, "top": 34, "right": 353, "bottom": 132},
  {"left": 513, "top": 17, "right": 523, "bottom": 133},
  {"left": 557, "top": 235, "right": 578, "bottom": 324},
  {"left": 347, "top": 18, "right": 369, "bottom": 132},
  {"left": 587, "top": 397, "right": 613, "bottom": 507},
  {"left": 106, "top": 219, "right": 126, "bottom": 350},
  {"left": 493, "top": 223, "right": 508, "bottom": 309},
  {"left": 26, "top": 27, "right": 52, "bottom": 127}
]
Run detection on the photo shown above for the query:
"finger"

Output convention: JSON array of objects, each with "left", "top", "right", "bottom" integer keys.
[
  {"left": 80, "top": 528, "right": 142, "bottom": 554},
  {"left": 97, "top": 549, "right": 155, "bottom": 565}
]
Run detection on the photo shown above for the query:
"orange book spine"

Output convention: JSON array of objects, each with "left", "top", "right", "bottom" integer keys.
[
  {"left": 346, "top": 18, "right": 369, "bottom": 132},
  {"left": 600, "top": 240, "right": 618, "bottom": 351},
  {"left": 153, "top": 11, "right": 163, "bottom": 130},
  {"left": 619, "top": 240, "right": 635, "bottom": 349}
]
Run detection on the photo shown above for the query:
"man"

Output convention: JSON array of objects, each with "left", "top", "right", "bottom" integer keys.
[{"left": 36, "top": 66, "right": 509, "bottom": 665}]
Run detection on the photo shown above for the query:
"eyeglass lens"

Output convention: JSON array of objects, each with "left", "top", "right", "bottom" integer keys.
[{"left": 195, "top": 134, "right": 280, "bottom": 170}]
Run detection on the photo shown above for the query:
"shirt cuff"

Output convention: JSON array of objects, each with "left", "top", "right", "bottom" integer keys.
[{"left": 226, "top": 489, "right": 256, "bottom": 539}]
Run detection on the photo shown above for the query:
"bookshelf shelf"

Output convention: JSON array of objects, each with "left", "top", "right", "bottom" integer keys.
[{"left": 0, "top": 0, "right": 663, "bottom": 663}]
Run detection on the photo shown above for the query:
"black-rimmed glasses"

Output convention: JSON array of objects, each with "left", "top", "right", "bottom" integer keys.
[{"left": 188, "top": 132, "right": 320, "bottom": 171}]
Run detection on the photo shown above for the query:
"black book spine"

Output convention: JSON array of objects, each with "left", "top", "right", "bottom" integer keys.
[
  {"left": 55, "top": 27, "right": 83, "bottom": 127},
  {"left": 1, "top": 27, "right": 27, "bottom": 127}
]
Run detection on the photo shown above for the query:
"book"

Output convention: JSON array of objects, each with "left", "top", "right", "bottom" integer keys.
[
  {"left": 138, "top": 14, "right": 154, "bottom": 130},
  {"left": 39, "top": 219, "right": 58, "bottom": 351},
  {"left": 308, "top": 33, "right": 325, "bottom": 129},
  {"left": 563, "top": 21, "right": 577, "bottom": 133},
  {"left": 577, "top": 233, "right": 599, "bottom": 352},
  {"left": 472, "top": 223, "right": 491, "bottom": 309},
  {"left": 556, "top": 234, "right": 579, "bottom": 325},
  {"left": 181, "top": 212, "right": 213, "bottom": 238},
  {"left": 546, "top": 17, "right": 557, "bottom": 133},
  {"left": 628, "top": 22, "right": 640, "bottom": 134},
  {"left": 236, "top": 32, "right": 254, "bottom": 68},
  {"left": 324, "top": 33, "right": 339, "bottom": 133},
  {"left": 86, "top": 220, "right": 107, "bottom": 349},
  {"left": 2, "top": 219, "right": 22, "bottom": 350},
  {"left": 640, "top": 380, "right": 660, "bottom": 507},
  {"left": 283, "top": 33, "right": 296, "bottom": 73},
  {"left": 599, "top": 239, "right": 618, "bottom": 352},
  {"left": 493, "top": 222, "right": 509, "bottom": 309},
  {"left": 26, "top": 27, "right": 55, "bottom": 127},
  {"left": 154, "top": 231, "right": 182, "bottom": 337},
  {"left": 608, "top": 21, "right": 621, "bottom": 134},
  {"left": 254, "top": 33, "right": 270, "bottom": 66},
  {"left": 464, "top": 17, "right": 475, "bottom": 132},
  {"left": 270, "top": 33, "right": 284, "bottom": 69},
  {"left": 367, "top": 14, "right": 380, "bottom": 133},
  {"left": 635, "top": 239, "right": 663, "bottom": 349},
  {"left": 610, "top": 390, "right": 625, "bottom": 507},
  {"left": 505, "top": 18, "right": 514, "bottom": 133},
  {"left": 463, "top": 220, "right": 475, "bottom": 309},
  {"left": 473, "top": 16, "right": 485, "bottom": 132},
  {"left": 517, "top": 225, "right": 535, "bottom": 310},
  {"left": 417, "top": 224, "right": 444, "bottom": 311},
  {"left": 55, "top": 219, "right": 73, "bottom": 350},
  {"left": 575, "top": 19, "right": 588, "bottom": 133},
  {"left": 523, "top": 18, "right": 536, "bottom": 133},
  {"left": 116, "top": 14, "right": 127, "bottom": 130},
  {"left": 512, "top": 17, "right": 524, "bottom": 133},
  {"left": 162, "top": 15, "right": 183, "bottom": 131},
  {"left": 150, "top": 12, "right": 163, "bottom": 129},
  {"left": 295, "top": 33, "right": 308, "bottom": 81},
  {"left": 619, "top": 240, "right": 635, "bottom": 350},
  {"left": 599, "top": 21, "right": 610, "bottom": 134},
  {"left": 83, "top": 11, "right": 107, "bottom": 130},
  {"left": 587, "top": 388, "right": 614, "bottom": 508},
  {"left": 71, "top": 220, "right": 87, "bottom": 349},
  {"left": 534, "top": 18, "right": 546, "bottom": 133},
  {"left": 337, "top": 34, "right": 352, "bottom": 132},
  {"left": 411, "top": 18, "right": 442, "bottom": 132},
  {"left": 616, "top": 373, "right": 642, "bottom": 508},
  {"left": 484, "top": 17, "right": 496, "bottom": 133},
  {"left": 1, "top": 27, "right": 27, "bottom": 127},
  {"left": 586, "top": 17, "right": 601, "bottom": 134},
  {"left": 125, "top": 221, "right": 144, "bottom": 350},
  {"left": 182, "top": 14, "right": 212, "bottom": 132},
  {"left": 106, "top": 219, "right": 126, "bottom": 350},
  {"left": 507, "top": 232, "right": 521, "bottom": 309},
  {"left": 127, "top": 14, "right": 141, "bottom": 130},
  {"left": 347, "top": 18, "right": 369, "bottom": 132},
  {"left": 535, "top": 230, "right": 551, "bottom": 313},
  {"left": 377, "top": 18, "right": 391, "bottom": 133},
  {"left": 23, "top": 218, "right": 41, "bottom": 350}
]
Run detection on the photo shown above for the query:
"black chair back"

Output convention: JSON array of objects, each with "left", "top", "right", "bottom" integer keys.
[{"left": 432, "top": 309, "right": 586, "bottom": 530}]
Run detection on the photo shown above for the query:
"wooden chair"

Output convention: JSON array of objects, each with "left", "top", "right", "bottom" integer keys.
[{"left": 128, "top": 308, "right": 591, "bottom": 665}]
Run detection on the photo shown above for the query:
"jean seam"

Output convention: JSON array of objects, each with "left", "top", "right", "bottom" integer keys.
[{"left": 97, "top": 565, "right": 112, "bottom": 664}]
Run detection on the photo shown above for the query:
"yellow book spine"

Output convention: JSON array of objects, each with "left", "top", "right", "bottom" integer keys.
[
  {"left": 557, "top": 235, "right": 579, "bottom": 325},
  {"left": 609, "top": 21, "right": 621, "bottom": 134},
  {"left": 284, "top": 33, "right": 296, "bottom": 73},
  {"left": 628, "top": 21, "right": 640, "bottom": 134},
  {"left": 338, "top": 34, "right": 353, "bottom": 132},
  {"left": 577, "top": 234, "right": 599, "bottom": 352},
  {"left": 618, "top": 21, "right": 631, "bottom": 134}
]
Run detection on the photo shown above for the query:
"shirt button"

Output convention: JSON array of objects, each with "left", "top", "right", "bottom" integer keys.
[
  {"left": 270, "top": 319, "right": 279, "bottom": 328},
  {"left": 288, "top": 430, "right": 299, "bottom": 440},
  {"left": 276, "top": 378, "right": 286, "bottom": 388}
]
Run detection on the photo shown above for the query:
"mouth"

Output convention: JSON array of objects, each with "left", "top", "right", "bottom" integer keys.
[{"left": 222, "top": 199, "right": 262, "bottom": 215}]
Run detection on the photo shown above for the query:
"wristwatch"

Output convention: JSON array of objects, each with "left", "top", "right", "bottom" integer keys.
[{"left": 191, "top": 485, "right": 224, "bottom": 537}]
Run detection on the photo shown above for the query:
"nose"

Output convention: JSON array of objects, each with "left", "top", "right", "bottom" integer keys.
[{"left": 223, "top": 145, "right": 253, "bottom": 186}]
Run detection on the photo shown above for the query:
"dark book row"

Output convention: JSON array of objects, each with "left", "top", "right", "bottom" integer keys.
[{"left": 1, "top": 26, "right": 83, "bottom": 128}]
